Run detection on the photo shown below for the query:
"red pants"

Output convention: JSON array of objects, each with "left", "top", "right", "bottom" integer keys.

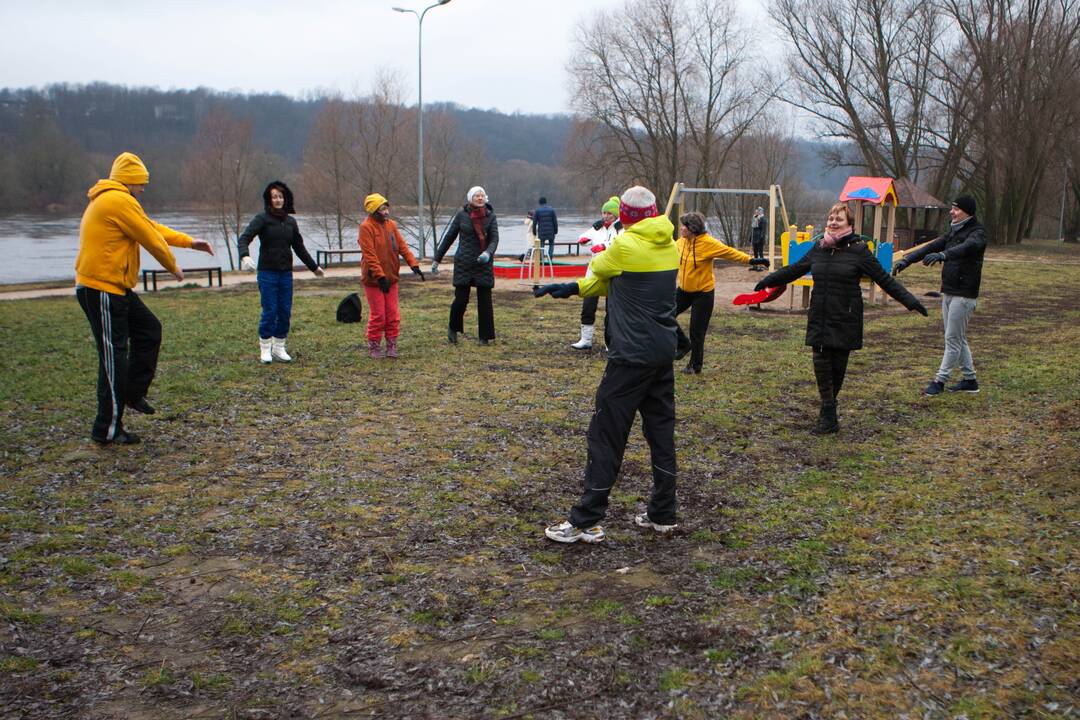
[{"left": 364, "top": 283, "right": 400, "bottom": 341}]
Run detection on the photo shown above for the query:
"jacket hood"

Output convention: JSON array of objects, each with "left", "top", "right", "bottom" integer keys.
[
  {"left": 624, "top": 214, "right": 675, "bottom": 245},
  {"left": 109, "top": 152, "right": 150, "bottom": 185},
  {"left": 263, "top": 181, "right": 295, "bottom": 214},
  {"left": 87, "top": 179, "right": 132, "bottom": 200}
]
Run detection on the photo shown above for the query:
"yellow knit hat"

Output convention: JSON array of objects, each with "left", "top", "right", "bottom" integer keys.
[
  {"left": 364, "top": 193, "right": 389, "bottom": 214},
  {"left": 109, "top": 152, "right": 150, "bottom": 185}
]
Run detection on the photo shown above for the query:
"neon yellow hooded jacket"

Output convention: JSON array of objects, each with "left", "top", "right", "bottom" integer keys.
[{"left": 75, "top": 161, "right": 193, "bottom": 294}]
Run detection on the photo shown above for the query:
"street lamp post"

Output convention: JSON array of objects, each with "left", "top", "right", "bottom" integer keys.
[{"left": 393, "top": 0, "right": 452, "bottom": 259}]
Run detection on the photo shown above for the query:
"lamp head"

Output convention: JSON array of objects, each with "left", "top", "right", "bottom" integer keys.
[{"left": 392, "top": 6, "right": 407, "bottom": 11}]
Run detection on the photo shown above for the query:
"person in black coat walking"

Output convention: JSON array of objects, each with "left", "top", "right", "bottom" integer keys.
[
  {"left": 431, "top": 186, "right": 500, "bottom": 344},
  {"left": 892, "top": 194, "right": 987, "bottom": 396},
  {"left": 755, "top": 202, "right": 928, "bottom": 433},
  {"left": 238, "top": 181, "right": 324, "bottom": 364}
]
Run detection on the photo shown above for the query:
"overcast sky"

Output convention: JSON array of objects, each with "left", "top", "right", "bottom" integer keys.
[{"left": 1, "top": 0, "right": 771, "bottom": 115}]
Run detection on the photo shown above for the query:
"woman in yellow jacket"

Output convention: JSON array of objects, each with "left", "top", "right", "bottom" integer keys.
[
  {"left": 675, "top": 212, "right": 769, "bottom": 374},
  {"left": 75, "top": 152, "right": 214, "bottom": 444}
]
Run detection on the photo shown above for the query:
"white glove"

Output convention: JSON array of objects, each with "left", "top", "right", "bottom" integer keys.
[
  {"left": 477, "top": 251, "right": 491, "bottom": 264},
  {"left": 430, "top": 261, "right": 440, "bottom": 274},
  {"left": 240, "top": 256, "right": 256, "bottom": 272}
]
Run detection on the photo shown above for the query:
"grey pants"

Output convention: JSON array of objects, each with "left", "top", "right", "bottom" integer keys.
[{"left": 936, "top": 294, "right": 977, "bottom": 382}]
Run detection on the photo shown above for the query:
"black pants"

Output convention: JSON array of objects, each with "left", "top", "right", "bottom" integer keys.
[
  {"left": 450, "top": 283, "right": 495, "bottom": 341},
  {"left": 580, "top": 295, "right": 600, "bottom": 325},
  {"left": 752, "top": 239, "right": 765, "bottom": 259},
  {"left": 570, "top": 362, "right": 677, "bottom": 528},
  {"left": 674, "top": 289, "right": 715, "bottom": 371},
  {"left": 811, "top": 347, "right": 850, "bottom": 404},
  {"left": 76, "top": 287, "right": 162, "bottom": 441}
]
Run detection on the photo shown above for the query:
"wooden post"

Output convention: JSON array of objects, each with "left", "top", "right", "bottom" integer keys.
[
  {"left": 870, "top": 203, "right": 883, "bottom": 303},
  {"left": 768, "top": 185, "right": 777, "bottom": 270}
]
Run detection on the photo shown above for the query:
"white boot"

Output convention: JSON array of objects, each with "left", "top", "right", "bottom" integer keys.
[
  {"left": 259, "top": 338, "right": 272, "bottom": 364},
  {"left": 271, "top": 337, "right": 292, "bottom": 362},
  {"left": 571, "top": 324, "right": 595, "bottom": 350}
]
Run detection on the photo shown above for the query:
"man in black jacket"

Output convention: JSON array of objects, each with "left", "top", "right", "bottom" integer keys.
[
  {"left": 894, "top": 194, "right": 987, "bottom": 395},
  {"left": 531, "top": 196, "right": 559, "bottom": 261}
]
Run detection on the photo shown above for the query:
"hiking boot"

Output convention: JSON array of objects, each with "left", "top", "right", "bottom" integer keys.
[
  {"left": 924, "top": 380, "right": 945, "bottom": 396},
  {"left": 634, "top": 513, "right": 677, "bottom": 533},
  {"left": 947, "top": 378, "right": 980, "bottom": 393},
  {"left": 126, "top": 397, "right": 155, "bottom": 415},
  {"left": 545, "top": 520, "right": 604, "bottom": 544},
  {"left": 811, "top": 402, "right": 839, "bottom": 434},
  {"left": 368, "top": 340, "right": 384, "bottom": 359},
  {"left": 385, "top": 337, "right": 398, "bottom": 359},
  {"left": 92, "top": 430, "right": 140, "bottom": 445}
]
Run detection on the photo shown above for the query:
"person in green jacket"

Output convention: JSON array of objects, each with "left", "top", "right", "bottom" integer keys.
[{"left": 533, "top": 186, "right": 680, "bottom": 543}]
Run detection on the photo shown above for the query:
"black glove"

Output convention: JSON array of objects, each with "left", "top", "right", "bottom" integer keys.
[
  {"left": 411, "top": 265, "right": 425, "bottom": 281},
  {"left": 892, "top": 258, "right": 910, "bottom": 275},
  {"left": 533, "top": 282, "right": 579, "bottom": 298},
  {"left": 749, "top": 257, "right": 770, "bottom": 268},
  {"left": 377, "top": 276, "right": 391, "bottom": 294},
  {"left": 922, "top": 252, "right": 946, "bottom": 266},
  {"left": 912, "top": 301, "right": 928, "bottom": 317},
  {"left": 754, "top": 280, "right": 769, "bottom": 292}
]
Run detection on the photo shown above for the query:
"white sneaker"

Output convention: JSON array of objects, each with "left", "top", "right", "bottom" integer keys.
[
  {"left": 259, "top": 338, "right": 272, "bottom": 364},
  {"left": 271, "top": 337, "right": 292, "bottom": 362},
  {"left": 571, "top": 324, "right": 595, "bottom": 350},
  {"left": 634, "top": 513, "right": 677, "bottom": 533},
  {"left": 545, "top": 520, "right": 604, "bottom": 543}
]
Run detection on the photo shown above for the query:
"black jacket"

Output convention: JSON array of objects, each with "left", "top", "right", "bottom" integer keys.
[
  {"left": 532, "top": 204, "right": 558, "bottom": 241},
  {"left": 902, "top": 217, "right": 987, "bottom": 298},
  {"left": 759, "top": 234, "right": 921, "bottom": 350},
  {"left": 237, "top": 182, "right": 318, "bottom": 273},
  {"left": 434, "top": 203, "right": 500, "bottom": 288}
]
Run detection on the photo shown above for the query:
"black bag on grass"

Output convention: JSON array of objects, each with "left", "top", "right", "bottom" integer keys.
[{"left": 336, "top": 293, "right": 363, "bottom": 323}]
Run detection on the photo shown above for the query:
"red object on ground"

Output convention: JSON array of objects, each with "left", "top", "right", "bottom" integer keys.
[{"left": 732, "top": 284, "right": 787, "bottom": 306}]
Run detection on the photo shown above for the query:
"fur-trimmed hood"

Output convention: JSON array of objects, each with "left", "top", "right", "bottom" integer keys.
[{"left": 262, "top": 181, "right": 295, "bottom": 214}]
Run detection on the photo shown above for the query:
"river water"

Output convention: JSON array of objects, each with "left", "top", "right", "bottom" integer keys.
[{"left": 0, "top": 211, "right": 601, "bottom": 285}]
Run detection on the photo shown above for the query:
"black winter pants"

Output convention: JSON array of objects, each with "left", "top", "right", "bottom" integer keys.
[
  {"left": 76, "top": 287, "right": 162, "bottom": 441},
  {"left": 752, "top": 239, "right": 765, "bottom": 260},
  {"left": 449, "top": 283, "right": 495, "bottom": 341},
  {"left": 674, "top": 289, "right": 715, "bottom": 371},
  {"left": 580, "top": 295, "right": 600, "bottom": 325},
  {"left": 569, "top": 361, "right": 678, "bottom": 528},
  {"left": 811, "top": 346, "right": 850, "bottom": 405}
]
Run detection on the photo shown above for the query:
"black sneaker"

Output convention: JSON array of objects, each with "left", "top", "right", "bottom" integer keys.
[
  {"left": 126, "top": 397, "right": 155, "bottom": 415},
  {"left": 924, "top": 380, "right": 945, "bottom": 396},
  {"left": 947, "top": 379, "right": 980, "bottom": 393},
  {"left": 92, "top": 430, "right": 141, "bottom": 445},
  {"left": 447, "top": 328, "right": 459, "bottom": 345},
  {"left": 680, "top": 364, "right": 701, "bottom": 375}
]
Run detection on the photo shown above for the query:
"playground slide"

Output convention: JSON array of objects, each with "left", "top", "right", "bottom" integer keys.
[{"left": 732, "top": 284, "right": 786, "bottom": 306}]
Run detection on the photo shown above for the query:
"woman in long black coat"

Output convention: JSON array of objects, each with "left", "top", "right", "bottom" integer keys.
[
  {"left": 755, "top": 202, "right": 928, "bottom": 433},
  {"left": 431, "top": 186, "right": 500, "bottom": 344}
]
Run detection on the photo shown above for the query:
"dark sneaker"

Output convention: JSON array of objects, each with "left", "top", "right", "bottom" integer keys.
[
  {"left": 126, "top": 397, "right": 155, "bottom": 415},
  {"left": 92, "top": 430, "right": 141, "bottom": 445},
  {"left": 680, "top": 364, "right": 701, "bottom": 375},
  {"left": 545, "top": 520, "right": 604, "bottom": 543},
  {"left": 924, "top": 380, "right": 945, "bottom": 396},
  {"left": 447, "top": 328, "right": 459, "bottom": 345},
  {"left": 634, "top": 513, "right": 677, "bottom": 534},
  {"left": 947, "top": 379, "right": 980, "bottom": 393}
]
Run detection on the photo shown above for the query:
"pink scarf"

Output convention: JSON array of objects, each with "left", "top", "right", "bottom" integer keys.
[{"left": 820, "top": 229, "right": 853, "bottom": 249}]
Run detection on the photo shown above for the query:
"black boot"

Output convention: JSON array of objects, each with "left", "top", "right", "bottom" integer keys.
[
  {"left": 812, "top": 401, "right": 839, "bottom": 434},
  {"left": 447, "top": 327, "right": 458, "bottom": 345}
]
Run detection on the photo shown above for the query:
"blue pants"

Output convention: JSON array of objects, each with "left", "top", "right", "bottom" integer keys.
[{"left": 257, "top": 270, "right": 293, "bottom": 339}]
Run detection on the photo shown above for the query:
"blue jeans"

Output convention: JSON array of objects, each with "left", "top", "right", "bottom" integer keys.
[{"left": 257, "top": 270, "right": 293, "bottom": 339}]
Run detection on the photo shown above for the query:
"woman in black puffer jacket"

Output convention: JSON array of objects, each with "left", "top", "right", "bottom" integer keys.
[
  {"left": 238, "top": 181, "right": 324, "bottom": 364},
  {"left": 755, "top": 202, "right": 928, "bottom": 433},
  {"left": 431, "top": 186, "right": 500, "bottom": 345}
]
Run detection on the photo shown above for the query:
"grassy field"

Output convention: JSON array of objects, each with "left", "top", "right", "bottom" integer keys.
[{"left": 1, "top": 242, "right": 1078, "bottom": 719}]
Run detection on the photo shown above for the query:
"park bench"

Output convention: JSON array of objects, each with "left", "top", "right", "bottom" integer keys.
[
  {"left": 142, "top": 266, "right": 222, "bottom": 292},
  {"left": 316, "top": 249, "right": 364, "bottom": 267}
]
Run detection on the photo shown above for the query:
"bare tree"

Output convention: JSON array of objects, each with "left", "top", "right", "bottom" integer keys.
[{"left": 302, "top": 98, "right": 360, "bottom": 249}]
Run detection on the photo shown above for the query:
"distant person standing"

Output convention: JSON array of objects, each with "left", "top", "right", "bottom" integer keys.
[
  {"left": 432, "top": 186, "right": 500, "bottom": 345},
  {"left": 570, "top": 195, "right": 622, "bottom": 350},
  {"left": 532, "top": 196, "right": 559, "bottom": 260},
  {"left": 238, "top": 181, "right": 324, "bottom": 364},
  {"left": 892, "top": 194, "right": 987, "bottom": 396},
  {"left": 750, "top": 206, "right": 767, "bottom": 265},
  {"left": 75, "top": 151, "right": 215, "bottom": 444},
  {"left": 358, "top": 193, "right": 424, "bottom": 359}
]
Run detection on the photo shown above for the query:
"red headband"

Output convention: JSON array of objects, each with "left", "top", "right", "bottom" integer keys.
[{"left": 619, "top": 202, "right": 658, "bottom": 227}]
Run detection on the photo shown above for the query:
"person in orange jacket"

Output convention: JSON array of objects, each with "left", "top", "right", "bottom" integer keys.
[
  {"left": 358, "top": 193, "right": 424, "bottom": 358},
  {"left": 675, "top": 212, "right": 769, "bottom": 374},
  {"left": 75, "top": 151, "right": 214, "bottom": 444}
]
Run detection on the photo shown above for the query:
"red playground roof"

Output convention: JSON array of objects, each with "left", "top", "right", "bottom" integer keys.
[{"left": 839, "top": 177, "right": 898, "bottom": 206}]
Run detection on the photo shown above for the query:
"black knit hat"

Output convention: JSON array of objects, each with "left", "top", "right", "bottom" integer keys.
[{"left": 952, "top": 194, "right": 976, "bottom": 217}]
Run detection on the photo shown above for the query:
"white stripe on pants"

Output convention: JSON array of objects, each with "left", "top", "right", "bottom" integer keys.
[
  {"left": 936, "top": 293, "right": 977, "bottom": 382},
  {"left": 100, "top": 291, "right": 120, "bottom": 440}
]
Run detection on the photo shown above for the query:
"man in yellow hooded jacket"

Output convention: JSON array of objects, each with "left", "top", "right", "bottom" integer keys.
[
  {"left": 75, "top": 151, "right": 214, "bottom": 444},
  {"left": 534, "top": 186, "right": 680, "bottom": 543}
]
